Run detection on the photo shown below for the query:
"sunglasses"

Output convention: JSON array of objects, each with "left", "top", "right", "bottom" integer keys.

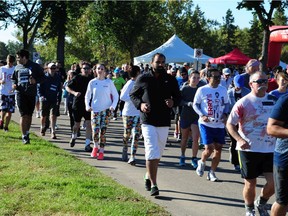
[
  {"left": 252, "top": 79, "right": 268, "bottom": 84},
  {"left": 82, "top": 68, "right": 90, "bottom": 70},
  {"left": 50, "top": 67, "right": 56, "bottom": 70}
]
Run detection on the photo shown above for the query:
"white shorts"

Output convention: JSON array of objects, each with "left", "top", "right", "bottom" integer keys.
[{"left": 141, "top": 124, "right": 169, "bottom": 160}]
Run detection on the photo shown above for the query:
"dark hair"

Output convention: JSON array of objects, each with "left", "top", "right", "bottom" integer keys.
[
  {"left": 7, "top": 54, "right": 15, "bottom": 63},
  {"left": 189, "top": 70, "right": 200, "bottom": 77},
  {"left": 130, "top": 65, "right": 140, "bottom": 78},
  {"left": 207, "top": 68, "right": 220, "bottom": 77},
  {"left": 16, "top": 49, "right": 29, "bottom": 59},
  {"left": 151, "top": 53, "right": 166, "bottom": 62}
]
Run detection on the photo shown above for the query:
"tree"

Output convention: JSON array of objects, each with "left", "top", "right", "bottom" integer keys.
[
  {"left": 0, "top": 1, "right": 49, "bottom": 52},
  {"left": 6, "top": 40, "right": 22, "bottom": 56},
  {"left": 219, "top": 9, "right": 238, "bottom": 53},
  {"left": 0, "top": 42, "right": 9, "bottom": 60},
  {"left": 88, "top": 1, "right": 169, "bottom": 64},
  {"left": 237, "top": 0, "right": 288, "bottom": 71}
]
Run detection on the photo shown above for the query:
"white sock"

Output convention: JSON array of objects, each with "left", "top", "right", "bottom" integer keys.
[
  {"left": 99, "top": 147, "right": 104, "bottom": 153},
  {"left": 93, "top": 142, "right": 99, "bottom": 148},
  {"left": 85, "top": 139, "right": 90, "bottom": 146},
  {"left": 72, "top": 133, "right": 77, "bottom": 139}
]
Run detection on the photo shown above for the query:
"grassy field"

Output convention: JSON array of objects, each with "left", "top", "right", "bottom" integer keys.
[{"left": 0, "top": 122, "right": 170, "bottom": 216}]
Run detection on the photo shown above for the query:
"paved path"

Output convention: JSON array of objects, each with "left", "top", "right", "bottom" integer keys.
[{"left": 11, "top": 106, "right": 275, "bottom": 216}]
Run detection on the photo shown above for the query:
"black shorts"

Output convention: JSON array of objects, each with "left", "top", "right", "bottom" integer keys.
[
  {"left": 274, "top": 165, "right": 288, "bottom": 205},
  {"left": 41, "top": 101, "right": 60, "bottom": 117},
  {"left": 0, "top": 94, "right": 15, "bottom": 113},
  {"left": 16, "top": 93, "right": 36, "bottom": 116},
  {"left": 72, "top": 108, "right": 91, "bottom": 122},
  {"left": 239, "top": 151, "right": 273, "bottom": 179}
]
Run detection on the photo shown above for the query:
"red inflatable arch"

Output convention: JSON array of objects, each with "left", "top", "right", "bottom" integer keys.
[{"left": 268, "top": 26, "right": 288, "bottom": 68}]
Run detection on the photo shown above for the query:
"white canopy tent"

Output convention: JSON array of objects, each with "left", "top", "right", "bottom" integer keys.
[{"left": 134, "top": 34, "right": 211, "bottom": 65}]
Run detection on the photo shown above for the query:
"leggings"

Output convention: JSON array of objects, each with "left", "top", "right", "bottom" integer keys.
[{"left": 122, "top": 115, "right": 141, "bottom": 155}]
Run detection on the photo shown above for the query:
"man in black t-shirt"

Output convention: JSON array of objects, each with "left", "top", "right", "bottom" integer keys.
[
  {"left": 66, "top": 62, "right": 93, "bottom": 152},
  {"left": 12, "top": 49, "right": 45, "bottom": 144}
]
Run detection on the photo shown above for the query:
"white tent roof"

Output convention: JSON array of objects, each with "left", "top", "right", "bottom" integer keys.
[{"left": 134, "top": 34, "right": 211, "bottom": 65}]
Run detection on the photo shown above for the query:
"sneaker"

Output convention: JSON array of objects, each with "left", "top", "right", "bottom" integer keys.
[
  {"left": 51, "top": 132, "right": 57, "bottom": 139},
  {"left": 91, "top": 147, "right": 98, "bottom": 158},
  {"left": 173, "top": 132, "right": 178, "bottom": 138},
  {"left": 196, "top": 160, "right": 205, "bottom": 177},
  {"left": 36, "top": 111, "right": 40, "bottom": 118},
  {"left": 179, "top": 156, "right": 186, "bottom": 166},
  {"left": 207, "top": 171, "right": 219, "bottom": 182},
  {"left": 85, "top": 145, "right": 93, "bottom": 152},
  {"left": 245, "top": 209, "right": 256, "bottom": 216},
  {"left": 234, "top": 165, "right": 241, "bottom": 172},
  {"left": 122, "top": 147, "right": 128, "bottom": 161},
  {"left": 150, "top": 185, "right": 159, "bottom": 196},
  {"left": 177, "top": 133, "right": 181, "bottom": 142},
  {"left": 144, "top": 176, "right": 151, "bottom": 191},
  {"left": 22, "top": 135, "right": 30, "bottom": 144},
  {"left": 40, "top": 127, "right": 46, "bottom": 136},
  {"left": 98, "top": 152, "right": 104, "bottom": 160},
  {"left": 128, "top": 157, "right": 136, "bottom": 165},
  {"left": 77, "top": 130, "right": 81, "bottom": 138},
  {"left": 55, "top": 124, "right": 58, "bottom": 130},
  {"left": 112, "top": 117, "right": 117, "bottom": 120},
  {"left": 191, "top": 157, "right": 198, "bottom": 169},
  {"left": 3, "top": 127, "right": 8, "bottom": 132},
  {"left": 254, "top": 199, "right": 269, "bottom": 216},
  {"left": 69, "top": 138, "right": 76, "bottom": 147}
]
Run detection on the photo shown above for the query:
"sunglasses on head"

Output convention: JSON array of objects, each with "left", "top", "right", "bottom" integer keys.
[{"left": 252, "top": 79, "right": 268, "bottom": 84}]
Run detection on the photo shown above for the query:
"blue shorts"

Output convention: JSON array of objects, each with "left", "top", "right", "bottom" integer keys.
[{"left": 199, "top": 123, "right": 226, "bottom": 145}]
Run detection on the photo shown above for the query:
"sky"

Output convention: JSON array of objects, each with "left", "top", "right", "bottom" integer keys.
[{"left": 0, "top": 1, "right": 279, "bottom": 44}]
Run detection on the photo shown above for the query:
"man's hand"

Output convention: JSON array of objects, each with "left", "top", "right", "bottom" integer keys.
[
  {"left": 29, "top": 77, "right": 36, "bottom": 85},
  {"left": 237, "top": 138, "right": 250, "bottom": 150},
  {"left": 74, "top": 92, "right": 81, "bottom": 97},
  {"left": 141, "top": 103, "right": 151, "bottom": 113},
  {"left": 165, "top": 99, "right": 174, "bottom": 108}
]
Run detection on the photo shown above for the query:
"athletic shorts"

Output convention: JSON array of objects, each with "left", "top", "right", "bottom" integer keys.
[
  {"left": 16, "top": 93, "right": 36, "bottom": 116},
  {"left": 141, "top": 124, "right": 169, "bottom": 160},
  {"left": 72, "top": 107, "right": 91, "bottom": 122},
  {"left": 199, "top": 123, "right": 226, "bottom": 145},
  {"left": 180, "top": 119, "right": 198, "bottom": 129},
  {"left": 274, "top": 165, "right": 288, "bottom": 205},
  {"left": 0, "top": 94, "right": 15, "bottom": 113},
  {"left": 41, "top": 101, "right": 60, "bottom": 117},
  {"left": 239, "top": 151, "right": 273, "bottom": 179}
]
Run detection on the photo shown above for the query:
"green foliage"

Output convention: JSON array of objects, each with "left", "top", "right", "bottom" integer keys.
[{"left": 0, "top": 41, "right": 8, "bottom": 60}]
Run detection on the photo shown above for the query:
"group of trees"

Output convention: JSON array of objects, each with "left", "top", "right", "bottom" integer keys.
[{"left": 0, "top": 0, "right": 287, "bottom": 70}]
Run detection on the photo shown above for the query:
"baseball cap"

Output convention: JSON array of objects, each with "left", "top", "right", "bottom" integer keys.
[
  {"left": 114, "top": 67, "right": 121, "bottom": 73},
  {"left": 48, "top": 62, "right": 56, "bottom": 68},
  {"left": 183, "top": 62, "right": 189, "bottom": 67},
  {"left": 222, "top": 68, "right": 231, "bottom": 75},
  {"left": 234, "top": 74, "right": 244, "bottom": 88}
]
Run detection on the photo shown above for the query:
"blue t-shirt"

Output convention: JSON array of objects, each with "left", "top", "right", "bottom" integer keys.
[
  {"left": 269, "top": 89, "right": 288, "bottom": 99},
  {"left": 176, "top": 77, "right": 188, "bottom": 90},
  {"left": 270, "top": 94, "right": 288, "bottom": 168}
]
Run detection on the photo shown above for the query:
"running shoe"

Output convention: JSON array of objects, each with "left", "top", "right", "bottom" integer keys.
[
  {"left": 40, "top": 127, "right": 46, "bottom": 136},
  {"left": 69, "top": 138, "right": 76, "bottom": 147},
  {"left": 207, "top": 171, "right": 219, "bottom": 182},
  {"left": 196, "top": 160, "right": 205, "bottom": 177},
  {"left": 150, "top": 185, "right": 159, "bottom": 196},
  {"left": 128, "top": 157, "right": 136, "bottom": 165},
  {"left": 84, "top": 145, "right": 93, "bottom": 152},
  {"left": 22, "top": 135, "right": 30, "bottom": 144},
  {"left": 51, "top": 132, "right": 56, "bottom": 139},
  {"left": 245, "top": 209, "right": 256, "bottom": 216},
  {"left": 191, "top": 157, "right": 198, "bottom": 169},
  {"left": 98, "top": 152, "right": 104, "bottom": 160},
  {"left": 179, "top": 156, "right": 186, "bottom": 166},
  {"left": 254, "top": 199, "right": 269, "bottom": 216},
  {"left": 91, "top": 147, "right": 98, "bottom": 158},
  {"left": 144, "top": 176, "right": 151, "bottom": 191}
]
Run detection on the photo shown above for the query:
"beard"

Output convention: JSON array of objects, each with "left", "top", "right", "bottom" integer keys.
[{"left": 154, "top": 67, "right": 166, "bottom": 74}]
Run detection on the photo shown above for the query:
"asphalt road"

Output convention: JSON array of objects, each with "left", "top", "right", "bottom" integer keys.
[{"left": 11, "top": 106, "right": 275, "bottom": 216}]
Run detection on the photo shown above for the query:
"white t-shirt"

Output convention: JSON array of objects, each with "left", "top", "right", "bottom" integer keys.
[
  {"left": 194, "top": 85, "right": 228, "bottom": 128},
  {"left": 227, "top": 93, "right": 276, "bottom": 153},
  {"left": 120, "top": 80, "right": 140, "bottom": 116},
  {"left": 0, "top": 65, "right": 15, "bottom": 95},
  {"left": 85, "top": 78, "right": 119, "bottom": 112}
]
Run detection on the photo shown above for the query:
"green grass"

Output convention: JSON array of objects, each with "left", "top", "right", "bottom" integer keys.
[{"left": 0, "top": 122, "right": 170, "bottom": 216}]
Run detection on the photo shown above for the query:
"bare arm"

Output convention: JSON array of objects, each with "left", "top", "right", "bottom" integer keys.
[
  {"left": 226, "top": 122, "right": 250, "bottom": 150},
  {"left": 267, "top": 118, "right": 288, "bottom": 138}
]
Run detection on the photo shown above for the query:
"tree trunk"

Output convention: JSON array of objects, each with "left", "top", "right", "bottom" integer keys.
[
  {"left": 260, "top": 27, "right": 270, "bottom": 72},
  {"left": 56, "top": 4, "right": 66, "bottom": 67}
]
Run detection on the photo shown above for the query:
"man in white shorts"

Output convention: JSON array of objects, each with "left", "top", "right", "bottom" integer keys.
[{"left": 130, "top": 53, "right": 181, "bottom": 196}]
